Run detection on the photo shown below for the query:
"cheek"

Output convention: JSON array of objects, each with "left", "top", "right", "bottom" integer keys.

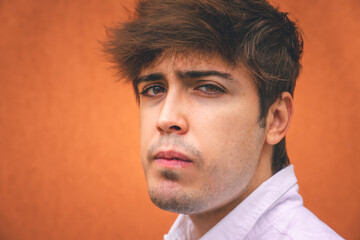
[
  {"left": 139, "top": 105, "right": 158, "bottom": 136},
  {"left": 192, "top": 103, "right": 263, "bottom": 167},
  {"left": 194, "top": 104, "right": 257, "bottom": 144},
  {"left": 139, "top": 109, "right": 157, "bottom": 159}
]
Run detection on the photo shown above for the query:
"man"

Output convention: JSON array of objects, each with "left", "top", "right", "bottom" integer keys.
[{"left": 104, "top": 0, "right": 343, "bottom": 239}]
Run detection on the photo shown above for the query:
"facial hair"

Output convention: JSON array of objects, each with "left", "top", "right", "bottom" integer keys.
[{"left": 145, "top": 135, "right": 209, "bottom": 214}]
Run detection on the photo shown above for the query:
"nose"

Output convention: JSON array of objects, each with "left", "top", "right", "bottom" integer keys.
[{"left": 156, "top": 92, "right": 188, "bottom": 135}]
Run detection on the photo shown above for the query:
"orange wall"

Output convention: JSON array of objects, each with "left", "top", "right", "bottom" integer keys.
[{"left": 0, "top": 0, "right": 359, "bottom": 239}]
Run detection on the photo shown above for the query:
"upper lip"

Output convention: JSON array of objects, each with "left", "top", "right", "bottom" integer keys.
[{"left": 154, "top": 150, "right": 192, "bottom": 162}]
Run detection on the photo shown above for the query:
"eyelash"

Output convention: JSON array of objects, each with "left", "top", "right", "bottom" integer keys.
[
  {"left": 139, "top": 85, "right": 167, "bottom": 97},
  {"left": 139, "top": 83, "right": 225, "bottom": 97},
  {"left": 195, "top": 84, "right": 225, "bottom": 96}
]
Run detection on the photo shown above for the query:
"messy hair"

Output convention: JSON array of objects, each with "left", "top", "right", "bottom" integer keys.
[{"left": 103, "top": 0, "right": 303, "bottom": 173}]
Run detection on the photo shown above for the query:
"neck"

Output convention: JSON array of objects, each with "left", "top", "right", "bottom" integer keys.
[{"left": 189, "top": 192, "right": 247, "bottom": 238}]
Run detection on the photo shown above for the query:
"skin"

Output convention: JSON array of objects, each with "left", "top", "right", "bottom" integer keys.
[{"left": 137, "top": 53, "right": 293, "bottom": 238}]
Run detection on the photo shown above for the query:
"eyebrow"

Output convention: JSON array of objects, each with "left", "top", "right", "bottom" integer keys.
[
  {"left": 136, "top": 70, "right": 234, "bottom": 85},
  {"left": 136, "top": 73, "right": 165, "bottom": 84},
  {"left": 176, "top": 70, "right": 234, "bottom": 81}
]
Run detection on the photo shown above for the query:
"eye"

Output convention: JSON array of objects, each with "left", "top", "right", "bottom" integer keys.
[
  {"left": 140, "top": 85, "right": 167, "bottom": 97},
  {"left": 195, "top": 84, "right": 225, "bottom": 96}
]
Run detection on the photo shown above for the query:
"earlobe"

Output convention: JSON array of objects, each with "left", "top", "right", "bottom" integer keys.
[{"left": 265, "top": 92, "right": 294, "bottom": 145}]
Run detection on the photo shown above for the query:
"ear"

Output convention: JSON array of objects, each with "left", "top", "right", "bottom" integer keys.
[{"left": 265, "top": 92, "right": 294, "bottom": 145}]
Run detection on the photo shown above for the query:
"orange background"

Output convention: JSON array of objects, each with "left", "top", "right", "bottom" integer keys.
[{"left": 0, "top": 0, "right": 359, "bottom": 239}]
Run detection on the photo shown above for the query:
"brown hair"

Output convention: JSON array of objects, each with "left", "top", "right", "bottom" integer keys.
[{"left": 103, "top": 0, "right": 303, "bottom": 173}]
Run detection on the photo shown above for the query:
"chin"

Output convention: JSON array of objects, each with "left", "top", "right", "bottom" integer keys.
[{"left": 147, "top": 182, "right": 208, "bottom": 214}]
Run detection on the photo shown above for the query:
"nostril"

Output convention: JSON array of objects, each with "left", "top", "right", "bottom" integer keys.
[
  {"left": 170, "top": 125, "right": 181, "bottom": 131},
  {"left": 157, "top": 126, "right": 165, "bottom": 133}
]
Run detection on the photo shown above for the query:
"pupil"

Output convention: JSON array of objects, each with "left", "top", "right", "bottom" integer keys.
[
  {"left": 154, "top": 87, "right": 162, "bottom": 93},
  {"left": 207, "top": 85, "right": 215, "bottom": 91}
]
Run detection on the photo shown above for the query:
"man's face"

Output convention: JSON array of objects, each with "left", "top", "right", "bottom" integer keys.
[{"left": 138, "top": 53, "right": 267, "bottom": 215}]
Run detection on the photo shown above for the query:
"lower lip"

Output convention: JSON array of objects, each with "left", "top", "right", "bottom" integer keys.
[{"left": 154, "top": 159, "right": 193, "bottom": 168}]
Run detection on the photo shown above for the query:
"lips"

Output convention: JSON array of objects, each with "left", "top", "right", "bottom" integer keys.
[
  {"left": 154, "top": 151, "right": 192, "bottom": 161},
  {"left": 153, "top": 150, "right": 193, "bottom": 168}
]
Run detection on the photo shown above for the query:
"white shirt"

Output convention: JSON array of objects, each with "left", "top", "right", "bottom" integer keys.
[{"left": 164, "top": 165, "right": 343, "bottom": 240}]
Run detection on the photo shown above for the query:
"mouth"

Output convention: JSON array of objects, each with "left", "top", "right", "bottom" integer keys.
[{"left": 153, "top": 150, "right": 193, "bottom": 168}]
